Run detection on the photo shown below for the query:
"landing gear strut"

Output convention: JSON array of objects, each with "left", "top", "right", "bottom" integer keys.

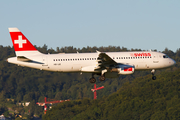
[
  {"left": 151, "top": 69, "right": 156, "bottom": 80},
  {"left": 99, "top": 69, "right": 106, "bottom": 81}
]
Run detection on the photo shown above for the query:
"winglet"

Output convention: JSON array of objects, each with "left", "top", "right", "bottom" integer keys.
[{"left": 96, "top": 50, "right": 100, "bottom": 54}]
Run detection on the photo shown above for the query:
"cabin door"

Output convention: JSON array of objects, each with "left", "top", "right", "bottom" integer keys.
[
  {"left": 42, "top": 56, "right": 48, "bottom": 66},
  {"left": 153, "top": 53, "right": 159, "bottom": 63}
]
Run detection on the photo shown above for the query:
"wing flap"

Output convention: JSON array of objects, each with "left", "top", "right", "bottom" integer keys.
[{"left": 96, "top": 52, "right": 118, "bottom": 70}]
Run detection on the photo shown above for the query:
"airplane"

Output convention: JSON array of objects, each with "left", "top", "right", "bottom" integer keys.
[{"left": 7, "top": 28, "right": 176, "bottom": 83}]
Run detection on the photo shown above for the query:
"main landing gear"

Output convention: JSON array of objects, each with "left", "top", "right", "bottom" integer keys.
[
  {"left": 99, "top": 75, "right": 105, "bottom": 81},
  {"left": 89, "top": 77, "right": 96, "bottom": 83},
  {"left": 151, "top": 69, "right": 156, "bottom": 80},
  {"left": 89, "top": 73, "right": 105, "bottom": 83},
  {"left": 89, "top": 73, "right": 96, "bottom": 83}
]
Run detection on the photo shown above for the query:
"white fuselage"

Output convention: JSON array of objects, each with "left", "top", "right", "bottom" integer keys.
[
  {"left": 7, "top": 51, "right": 176, "bottom": 73},
  {"left": 7, "top": 27, "right": 176, "bottom": 81}
]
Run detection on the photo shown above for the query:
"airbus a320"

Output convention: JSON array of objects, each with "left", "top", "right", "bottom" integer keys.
[{"left": 7, "top": 28, "right": 176, "bottom": 83}]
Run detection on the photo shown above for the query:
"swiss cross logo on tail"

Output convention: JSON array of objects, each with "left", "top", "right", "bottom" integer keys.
[
  {"left": 9, "top": 28, "right": 37, "bottom": 51},
  {"left": 14, "top": 35, "right": 27, "bottom": 48}
]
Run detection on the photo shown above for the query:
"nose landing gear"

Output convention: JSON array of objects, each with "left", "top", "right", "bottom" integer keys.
[{"left": 151, "top": 69, "right": 156, "bottom": 80}]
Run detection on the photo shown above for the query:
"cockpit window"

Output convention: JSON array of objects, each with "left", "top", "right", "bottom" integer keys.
[{"left": 163, "top": 55, "right": 169, "bottom": 58}]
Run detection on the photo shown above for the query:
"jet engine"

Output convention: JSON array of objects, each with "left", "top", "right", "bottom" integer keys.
[
  {"left": 110, "top": 64, "right": 135, "bottom": 75},
  {"left": 118, "top": 65, "right": 135, "bottom": 74},
  {"left": 103, "top": 64, "right": 135, "bottom": 78}
]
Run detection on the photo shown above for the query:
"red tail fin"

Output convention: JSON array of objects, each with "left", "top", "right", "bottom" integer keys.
[
  {"left": 9, "top": 28, "right": 42, "bottom": 56},
  {"left": 9, "top": 28, "right": 37, "bottom": 51}
]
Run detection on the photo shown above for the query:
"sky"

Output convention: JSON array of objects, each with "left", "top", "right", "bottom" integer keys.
[{"left": 0, "top": 1, "right": 180, "bottom": 52}]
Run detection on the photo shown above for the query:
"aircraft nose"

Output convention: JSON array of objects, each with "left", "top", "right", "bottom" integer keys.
[{"left": 170, "top": 59, "right": 176, "bottom": 66}]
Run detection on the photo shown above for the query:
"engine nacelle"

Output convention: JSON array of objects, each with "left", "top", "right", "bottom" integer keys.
[
  {"left": 117, "top": 65, "right": 135, "bottom": 75},
  {"left": 109, "top": 65, "right": 135, "bottom": 75},
  {"left": 103, "top": 65, "right": 135, "bottom": 78}
]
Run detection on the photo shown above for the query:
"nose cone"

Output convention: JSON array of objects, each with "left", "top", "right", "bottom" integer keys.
[{"left": 170, "top": 59, "right": 176, "bottom": 66}]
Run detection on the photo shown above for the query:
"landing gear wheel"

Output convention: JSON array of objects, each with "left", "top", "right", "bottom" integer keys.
[
  {"left": 152, "top": 76, "right": 156, "bottom": 80},
  {"left": 89, "top": 77, "right": 96, "bottom": 83},
  {"left": 151, "top": 69, "right": 156, "bottom": 80},
  {"left": 99, "top": 76, "right": 105, "bottom": 81}
]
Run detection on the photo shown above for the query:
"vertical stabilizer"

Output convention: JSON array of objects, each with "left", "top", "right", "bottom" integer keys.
[{"left": 9, "top": 28, "right": 42, "bottom": 56}]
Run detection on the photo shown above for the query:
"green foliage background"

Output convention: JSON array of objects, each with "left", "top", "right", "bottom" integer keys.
[{"left": 43, "top": 68, "right": 180, "bottom": 120}]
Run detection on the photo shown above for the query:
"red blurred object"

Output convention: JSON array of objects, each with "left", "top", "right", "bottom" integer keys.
[
  {"left": 91, "top": 84, "right": 104, "bottom": 99},
  {"left": 36, "top": 97, "right": 70, "bottom": 114}
]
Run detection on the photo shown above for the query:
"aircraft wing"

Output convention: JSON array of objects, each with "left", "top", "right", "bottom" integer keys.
[{"left": 96, "top": 52, "right": 119, "bottom": 70}]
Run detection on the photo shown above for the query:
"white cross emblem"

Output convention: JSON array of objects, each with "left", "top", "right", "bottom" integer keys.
[{"left": 14, "top": 35, "right": 27, "bottom": 48}]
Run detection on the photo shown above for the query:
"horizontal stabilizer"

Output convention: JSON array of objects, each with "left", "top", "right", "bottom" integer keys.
[{"left": 17, "top": 56, "right": 43, "bottom": 64}]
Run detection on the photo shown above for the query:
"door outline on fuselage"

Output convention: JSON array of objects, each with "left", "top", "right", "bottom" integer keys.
[
  {"left": 153, "top": 53, "right": 159, "bottom": 63},
  {"left": 42, "top": 56, "right": 48, "bottom": 66}
]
